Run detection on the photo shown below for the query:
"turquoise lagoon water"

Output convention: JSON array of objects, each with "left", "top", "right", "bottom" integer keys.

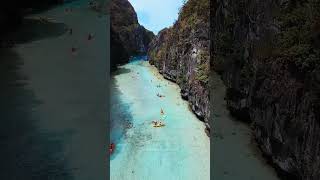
[{"left": 110, "top": 59, "right": 210, "bottom": 180}]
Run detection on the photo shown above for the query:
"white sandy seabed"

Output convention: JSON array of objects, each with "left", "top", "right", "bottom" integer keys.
[{"left": 110, "top": 60, "right": 210, "bottom": 180}]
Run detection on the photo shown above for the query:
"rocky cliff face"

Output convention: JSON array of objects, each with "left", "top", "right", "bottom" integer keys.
[
  {"left": 211, "top": 0, "right": 320, "bottom": 179},
  {"left": 110, "top": 0, "right": 154, "bottom": 71},
  {"left": 148, "top": 0, "right": 210, "bottom": 132}
]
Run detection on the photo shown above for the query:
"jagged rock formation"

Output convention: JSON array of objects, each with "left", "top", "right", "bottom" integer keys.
[
  {"left": 211, "top": 0, "right": 320, "bottom": 179},
  {"left": 148, "top": 0, "right": 210, "bottom": 132},
  {"left": 110, "top": 0, "right": 154, "bottom": 71}
]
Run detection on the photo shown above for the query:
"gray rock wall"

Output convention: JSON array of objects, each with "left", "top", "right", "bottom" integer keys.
[
  {"left": 148, "top": 0, "right": 210, "bottom": 133},
  {"left": 211, "top": 0, "right": 320, "bottom": 179}
]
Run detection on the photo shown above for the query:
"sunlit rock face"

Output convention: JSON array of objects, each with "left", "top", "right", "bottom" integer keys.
[
  {"left": 110, "top": 0, "right": 154, "bottom": 71},
  {"left": 211, "top": 0, "right": 320, "bottom": 179},
  {"left": 148, "top": 0, "right": 210, "bottom": 133}
]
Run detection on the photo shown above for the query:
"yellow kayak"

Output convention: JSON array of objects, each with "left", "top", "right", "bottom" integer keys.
[
  {"left": 153, "top": 124, "right": 165, "bottom": 128},
  {"left": 152, "top": 120, "right": 165, "bottom": 128}
]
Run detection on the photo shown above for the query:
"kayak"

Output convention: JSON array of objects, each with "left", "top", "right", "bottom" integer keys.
[{"left": 153, "top": 124, "right": 165, "bottom": 128}]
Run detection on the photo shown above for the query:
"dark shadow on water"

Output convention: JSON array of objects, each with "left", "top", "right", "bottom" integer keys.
[
  {"left": 110, "top": 73, "right": 134, "bottom": 160},
  {"left": 129, "top": 55, "right": 148, "bottom": 62},
  {"left": 3, "top": 18, "right": 67, "bottom": 45},
  {"left": 111, "top": 67, "right": 131, "bottom": 76},
  {"left": 0, "top": 48, "right": 73, "bottom": 180}
]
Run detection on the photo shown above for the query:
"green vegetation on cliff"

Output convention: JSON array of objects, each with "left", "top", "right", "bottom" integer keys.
[
  {"left": 274, "top": 0, "right": 320, "bottom": 72},
  {"left": 195, "top": 50, "right": 210, "bottom": 84},
  {"left": 179, "top": 0, "right": 209, "bottom": 25},
  {"left": 148, "top": 0, "right": 210, "bottom": 127},
  {"left": 211, "top": 0, "right": 320, "bottom": 179}
]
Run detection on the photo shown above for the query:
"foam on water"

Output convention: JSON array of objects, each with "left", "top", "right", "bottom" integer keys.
[{"left": 110, "top": 60, "right": 210, "bottom": 180}]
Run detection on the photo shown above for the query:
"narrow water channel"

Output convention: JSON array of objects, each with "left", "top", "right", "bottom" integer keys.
[{"left": 110, "top": 59, "right": 210, "bottom": 180}]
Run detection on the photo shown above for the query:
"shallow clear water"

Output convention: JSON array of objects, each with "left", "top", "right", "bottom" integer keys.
[{"left": 110, "top": 60, "right": 210, "bottom": 180}]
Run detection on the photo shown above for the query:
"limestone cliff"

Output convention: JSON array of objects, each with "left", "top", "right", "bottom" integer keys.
[
  {"left": 211, "top": 0, "right": 320, "bottom": 179},
  {"left": 110, "top": 0, "right": 154, "bottom": 71},
  {"left": 148, "top": 0, "right": 210, "bottom": 132}
]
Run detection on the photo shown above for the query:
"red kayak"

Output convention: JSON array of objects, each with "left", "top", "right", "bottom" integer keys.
[{"left": 109, "top": 143, "right": 115, "bottom": 154}]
